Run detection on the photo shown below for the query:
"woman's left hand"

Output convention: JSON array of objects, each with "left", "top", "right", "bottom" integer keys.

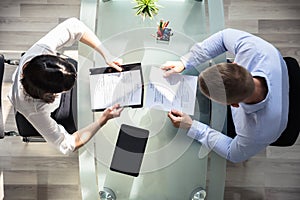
[{"left": 100, "top": 104, "right": 124, "bottom": 126}]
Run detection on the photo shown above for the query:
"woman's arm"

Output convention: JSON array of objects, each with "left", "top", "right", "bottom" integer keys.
[
  {"left": 73, "top": 104, "right": 123, "bottom": 150},
  {"left": 36, "top": 17, "right": 122, "bottom": 71},
  {"left": 79, "top": 31, "right": 123, "bottom": 71}
]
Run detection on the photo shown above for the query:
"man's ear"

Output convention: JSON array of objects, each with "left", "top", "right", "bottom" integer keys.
[{"left": 231, "top": 103, "right": 239, "bottom": 108}]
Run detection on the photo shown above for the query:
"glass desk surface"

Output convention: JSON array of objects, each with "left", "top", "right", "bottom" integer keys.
[{"left": 78, "top": 0, "right": 226, "bottom": 199}]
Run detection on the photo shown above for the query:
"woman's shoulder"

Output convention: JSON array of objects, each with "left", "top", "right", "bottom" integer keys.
[
  {"left": 20, "top": 44, "right": 56, "bottom": 65},
  {"left": 13, "top": 86, "right": 60, "bottom": 115}
]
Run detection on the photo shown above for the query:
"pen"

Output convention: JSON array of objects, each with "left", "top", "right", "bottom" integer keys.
[
  {"left": 159, "top": 19, "right": 163, "bottom": 28},
  {"left": 164, "top": 21, "right": 169, "bottom": 28}
]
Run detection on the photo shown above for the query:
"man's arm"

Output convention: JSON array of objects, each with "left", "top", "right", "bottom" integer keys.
[
  {"left": 168, "top": 109, "right": 268, "bottom": 163},
  {"left": 162, "top": 28, "right": 252, "bottom": 75},
  {"left": 162, "top": 29, "right": 228, "bottom": 75},
  {"left": 187, "top": 120, "right": 268, "bottom": 163}
]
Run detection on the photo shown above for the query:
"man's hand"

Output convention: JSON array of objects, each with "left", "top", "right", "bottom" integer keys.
[
  {"left": 167, "top": 109, "right": 192, "bottom": 129},
  {"left": 161, "top": 61, "right": 185, "bottom": 77},
  {"left": 100, "top": 104, "right": 123, "bottom": 126}
]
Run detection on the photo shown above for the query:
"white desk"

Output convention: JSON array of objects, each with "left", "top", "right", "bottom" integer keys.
[{"left": 78, "top": 0, "right": 227, "bottom": 199}]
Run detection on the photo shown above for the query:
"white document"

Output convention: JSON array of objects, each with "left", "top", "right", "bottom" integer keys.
[
  {"left": 146, "top": 67, "right": 198, "bottom": 115},
  {"left": 90, "top": 70, "right": 143, "bottom": 111}
]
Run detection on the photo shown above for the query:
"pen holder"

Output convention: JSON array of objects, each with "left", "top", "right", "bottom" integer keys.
[{"left": 156, "top": 27, "right": 173, "bottom": 43}]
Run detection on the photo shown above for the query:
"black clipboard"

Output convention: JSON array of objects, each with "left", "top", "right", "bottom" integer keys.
[
  {"left": 110, "top": 124, "right": 149, "bottom": 177},
  {"left": 89, "top": 63, "right": 144, "bottom": 112}
]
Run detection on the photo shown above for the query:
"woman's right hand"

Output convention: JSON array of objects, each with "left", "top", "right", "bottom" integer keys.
[
  {"left": 107, "top": 58, "right": 123, "bottom": 72},
  {"left": 99, "top": 104, "right": 123, "bottom": 126}
]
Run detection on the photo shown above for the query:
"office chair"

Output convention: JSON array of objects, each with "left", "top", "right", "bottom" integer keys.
[
  {"left": 0, "top": 54, "right": 5, "bottom": 139},
  {"left": 0, "top": 53, "right": 77, "bottom": 142},
  {"left": 270, "top": 57, "right": 300, "bottom": 146},
  {"left": 227, "top": 57, "right": 300, "bottom": 146}
]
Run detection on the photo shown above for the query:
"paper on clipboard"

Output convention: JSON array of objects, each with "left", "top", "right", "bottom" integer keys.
[
  {"left": 89, "top": 63, "right": 144, "bottom": 112},
  {"left": 146, "top": 67, "right": 198, "bottom": 115}
]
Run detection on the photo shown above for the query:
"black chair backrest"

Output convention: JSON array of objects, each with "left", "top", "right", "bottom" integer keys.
[
  {"left": 270, "top": 57, "right": 300, "bottom": 146},
  {"left": 0, "top": 54, "right": 5, "bottom": 138}
]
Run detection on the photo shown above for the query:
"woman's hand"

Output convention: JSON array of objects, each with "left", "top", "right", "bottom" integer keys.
[
  {"left": 167, "top": 109, "right": 192, "bottom": 129},
  {"left": 99, "top": 104, "right": 123, "bottom": 126},
  {"left": 74, "top": 103, "right": 123, "bottom": 150},
  {"left": 107, "top": 59, "right": 123, "bottom": 72},
  {"left": 161, "top": 61, "right": 185, "bottom": 77}
]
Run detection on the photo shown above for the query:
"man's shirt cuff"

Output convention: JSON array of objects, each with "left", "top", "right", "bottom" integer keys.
[{"left": 187, "top": 120, "right": 208, "bottom": 141}]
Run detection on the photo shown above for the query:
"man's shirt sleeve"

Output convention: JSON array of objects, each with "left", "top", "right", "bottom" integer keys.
[
  {"left": 180, "top": 28, "right": 253, "bottom": 70},
  {"left": 187, "top": 120, "right": 268, "bottom": 163}
]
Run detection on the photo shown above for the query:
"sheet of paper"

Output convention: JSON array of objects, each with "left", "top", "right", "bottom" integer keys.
[
  {"left": 146, "top": 67, "right": 198, "bottom": 115},
  {"left": 90, "top": 70, "right": 142, "bottom": 110}
]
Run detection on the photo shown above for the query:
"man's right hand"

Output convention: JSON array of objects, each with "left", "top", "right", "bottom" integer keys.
[
  {"left": 161, "top": 61, "right": 185, "bottom": 77},
  {"left": 168, "top": 109, "right": 192, "bottom": 129}
]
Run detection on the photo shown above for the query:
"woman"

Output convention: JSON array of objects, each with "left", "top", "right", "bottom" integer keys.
[{"left": 8, "top": 18, "right": 123, "bottom": 154}]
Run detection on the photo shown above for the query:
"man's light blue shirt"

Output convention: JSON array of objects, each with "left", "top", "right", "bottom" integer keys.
[{"left": 181, "top": 28, "right": 289, "bottom": 163}]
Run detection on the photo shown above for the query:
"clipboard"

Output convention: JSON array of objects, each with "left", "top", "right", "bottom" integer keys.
[{"left": 89, "top": 63, "right": 144, "bottom": 112}]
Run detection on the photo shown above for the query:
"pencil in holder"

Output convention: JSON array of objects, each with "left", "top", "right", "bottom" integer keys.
[{"left": 156, "top": 27, "right": 173, "bottom": 43}]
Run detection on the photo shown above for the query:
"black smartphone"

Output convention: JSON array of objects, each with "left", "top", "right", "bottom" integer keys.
[{"left": 110, "top": 124, "right": 149, "bottom": 177}]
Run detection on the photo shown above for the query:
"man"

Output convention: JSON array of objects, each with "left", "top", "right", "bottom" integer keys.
[{"left": 162, "top": 28, "right": 289, "bottom": 163}]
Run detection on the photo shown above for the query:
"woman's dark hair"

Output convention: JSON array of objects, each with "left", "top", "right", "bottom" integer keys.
[{"left": 21, "top": 54, "right": 77, "bottom": 103}]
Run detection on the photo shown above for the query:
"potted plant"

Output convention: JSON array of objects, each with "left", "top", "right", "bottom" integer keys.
[{"left": 133, "top": 0, "right": 161, "bottom": 20}]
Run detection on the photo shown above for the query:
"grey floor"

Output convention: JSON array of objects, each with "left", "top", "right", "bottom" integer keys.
[{"left": 0, "top": 0, "right": 300, "bottom": 200}]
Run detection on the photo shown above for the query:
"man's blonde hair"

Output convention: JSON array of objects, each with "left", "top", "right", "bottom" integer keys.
[{"left": 199, "top": 63, "right": 255, "bottom": 104}]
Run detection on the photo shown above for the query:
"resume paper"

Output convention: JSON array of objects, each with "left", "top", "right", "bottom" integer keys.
[
  {"left": 89, "top": 66, "right": 143, "bottom": 111},
  {"left": 146, "top": 67, "right": 198, "bottom": 115}
]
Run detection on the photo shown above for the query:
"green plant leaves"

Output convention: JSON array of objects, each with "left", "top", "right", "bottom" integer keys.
[{"left": 133, "top": 0, "right": 161, "bottom": 20}]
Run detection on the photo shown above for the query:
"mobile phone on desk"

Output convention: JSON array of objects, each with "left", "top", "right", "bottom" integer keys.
[{"left": 110, "top": 124, "right": 149, "bottom": 177}]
